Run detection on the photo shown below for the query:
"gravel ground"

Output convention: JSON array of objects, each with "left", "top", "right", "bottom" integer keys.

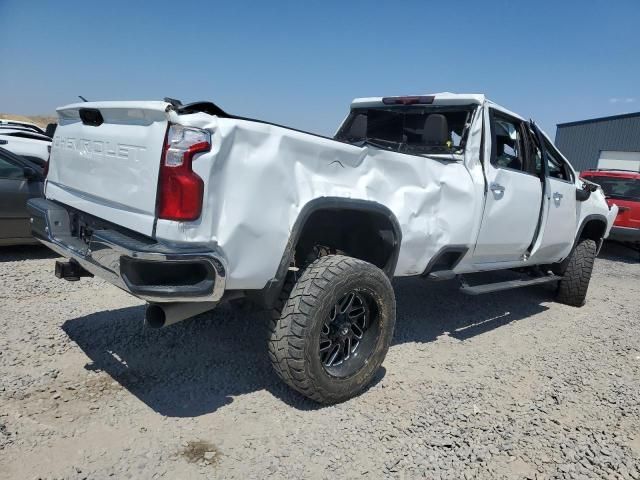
[{"left": 0, "top": 243, "right": 639, "bottom": 479}]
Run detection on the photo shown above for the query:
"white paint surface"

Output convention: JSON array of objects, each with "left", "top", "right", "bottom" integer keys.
[
  {"left": 598, "top": 150, "right": 640, "bottom": 172},
  {"left": 45, "top": 96, "right": 616, "bottom": 292}
]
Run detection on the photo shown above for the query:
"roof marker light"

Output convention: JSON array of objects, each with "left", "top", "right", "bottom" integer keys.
[{"left": 382, "top": 95, "right": 435, "bottom": 106}]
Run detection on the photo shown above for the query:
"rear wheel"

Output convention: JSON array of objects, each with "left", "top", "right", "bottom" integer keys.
[
  {"left": 556, "top": 238, "right": 597, "bottom": 307},
  {"left": 268, "top": 255, "right": 395, "bottom": 404}
]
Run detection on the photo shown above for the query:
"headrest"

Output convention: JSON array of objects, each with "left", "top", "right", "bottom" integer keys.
[
  {"left": 422, "top": 114, "right": 449, "bottom": 145},
  {"left": 350, "top": 114, "right": 367, "bottom": 140}
]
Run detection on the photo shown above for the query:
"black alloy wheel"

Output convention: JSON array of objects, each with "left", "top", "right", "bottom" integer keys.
[{"left": 320, "top": 290, "right": 380, "bottom": 378}]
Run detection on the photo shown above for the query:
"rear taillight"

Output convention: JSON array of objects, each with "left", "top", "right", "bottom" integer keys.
[{"left": 157, "top": 125, "right": 211, "bottom": 221}]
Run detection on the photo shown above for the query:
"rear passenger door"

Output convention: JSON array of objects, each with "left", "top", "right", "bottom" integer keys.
[{"left": 473, "top": 109, "right": 544, "bottom": 263}]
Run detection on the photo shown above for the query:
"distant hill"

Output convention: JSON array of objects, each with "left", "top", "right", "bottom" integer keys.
[{"left": 0, "top": 113, "right": 57, "bottom": 128}]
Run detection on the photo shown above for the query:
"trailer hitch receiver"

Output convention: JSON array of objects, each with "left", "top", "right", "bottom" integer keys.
[{"left": 54, "top": 259, "right": 93, "bottom": 282}]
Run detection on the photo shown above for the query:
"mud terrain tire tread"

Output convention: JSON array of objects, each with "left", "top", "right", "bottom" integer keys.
[
  {"left": 268, "top": 255, "right": 395, "bottom": 404},
  {"left": 556, "top": 238, "right": 597, "bottom": 307}
]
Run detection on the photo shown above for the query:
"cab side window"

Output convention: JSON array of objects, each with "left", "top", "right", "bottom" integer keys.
[
  {"left": 491, "top": 113, "right": 525, "bottom": 172},
  {"left": 525, "top": 129, "right": 543, "bottom": 177},
  {"left": 543, "top": 141, "right": 573, "bottom": 182},
  {"left": 0, "top": 154, "right": 25, "bottom": 179}
]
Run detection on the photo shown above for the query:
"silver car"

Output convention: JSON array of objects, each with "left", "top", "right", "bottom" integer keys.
[{"left": 0, "top": 146, "right": 44, "bottom": 246}]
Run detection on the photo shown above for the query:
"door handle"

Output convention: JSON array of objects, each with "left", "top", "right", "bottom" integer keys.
[
  {"left": 490, "top": 183, "right": 505, "bottom": 194},
  {"left": 553, "top": 192, "right": 563, "bottom": 201}
]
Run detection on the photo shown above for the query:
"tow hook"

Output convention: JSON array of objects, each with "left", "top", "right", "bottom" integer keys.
[{"left": 54, "top": 259, "right": 93, "bottom": 281}]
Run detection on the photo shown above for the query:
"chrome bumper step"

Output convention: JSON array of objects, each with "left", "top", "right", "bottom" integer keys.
[{"left": 27, "top": 198, "right": 227, "bottom": 303}]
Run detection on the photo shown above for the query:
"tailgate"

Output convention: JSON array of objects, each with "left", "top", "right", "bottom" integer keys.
[{"left": 46, "top": 101, "right": 170, "bottom": 236}]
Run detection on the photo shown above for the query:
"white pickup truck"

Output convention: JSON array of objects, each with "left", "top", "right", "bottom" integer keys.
[{"left": 28, "top": 93, "right": 617, "bottom": 403}]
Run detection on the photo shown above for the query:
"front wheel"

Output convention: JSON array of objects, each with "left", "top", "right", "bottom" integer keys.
[
  {"left": 268, "top": 255, "right": 396, "bottom": 404},
  {"left": 556, "top": 238, "right": 597, "bottom": 307}
]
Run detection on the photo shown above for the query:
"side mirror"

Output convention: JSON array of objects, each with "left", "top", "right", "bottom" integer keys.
[
  {"left": 576, "top": 186, "right": 591, "bottom": 202},
  {"left": 23, "top": 166, "right": 38, "bottom": 181},
  {"left": 577, "top": 178, "right": 600, "bottom": 202}
]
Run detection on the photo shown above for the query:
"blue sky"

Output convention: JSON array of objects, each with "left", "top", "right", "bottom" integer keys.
[{"left": 1, "top": 0, "right": 638, "bottom": 137}]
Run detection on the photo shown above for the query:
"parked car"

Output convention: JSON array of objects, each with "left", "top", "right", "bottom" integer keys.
[
  {"left": 580, "top": 169, "right": 640, "bottom": 249},
  {"left": 0, "top": 147, "right": 44, "bottom": 246},
  {"left": 28, "top": 94, "right": 617, "bottom": 403},
  {"left": 0, "top": 125, "right": 51, "bottom": 166},
  {"left": 0, "top": 118, "right": 47, "bottom": 135}
]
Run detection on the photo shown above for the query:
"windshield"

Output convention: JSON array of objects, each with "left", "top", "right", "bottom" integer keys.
[
  {"left": 584, "top": 176, "right": 640, "bottom": 201},
  {"left": 335, "top": 106, "right": 475, "bottom": 154}
]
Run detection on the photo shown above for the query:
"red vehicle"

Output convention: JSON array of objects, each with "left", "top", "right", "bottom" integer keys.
[{"left": 580, "top": 169, "right": 640, "bottom": 249}]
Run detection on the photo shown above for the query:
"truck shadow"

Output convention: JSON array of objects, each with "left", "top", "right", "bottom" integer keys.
[
  {"left": 598, "top": 241, "right": 640, "bottom": 263},
  {"left": 0, "top": 244, "right": 58, "bottom": 263},
  {"left": 62, "top": 277, "right": 551, "bottom": 418}
]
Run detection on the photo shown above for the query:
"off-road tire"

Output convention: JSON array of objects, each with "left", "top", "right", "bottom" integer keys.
[
  {"left": 268, "top": 273, "right": 298, "bottom": 385},
  {"left": 556, "top": 238, "right": 597, "bottom": 307},
  {"left": 268, "top": 255, "right": 395, "bottom": 404}
]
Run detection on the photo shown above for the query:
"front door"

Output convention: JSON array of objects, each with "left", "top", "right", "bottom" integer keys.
[
  {"left": 473, "top": 109, "right": 544, "bottom": 264},
  {"left": 530, "top": 131, "right": 578, "bottom": 262}
]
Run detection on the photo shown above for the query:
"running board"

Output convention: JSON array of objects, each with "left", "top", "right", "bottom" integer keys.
[{"left": 460, "top": 275, "right": 562, "bottom": 295}]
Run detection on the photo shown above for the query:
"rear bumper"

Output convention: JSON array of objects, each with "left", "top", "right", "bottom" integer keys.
[
  {"left": 27, "top": 198, "right": 226, "bottom": 303},
  {"left": 609, "top": 225, "right": 640, "bottom": 243}
]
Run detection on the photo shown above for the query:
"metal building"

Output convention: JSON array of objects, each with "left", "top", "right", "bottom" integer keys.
[{"left": 555, "top": 112, "right": 640, "bottom": 173}]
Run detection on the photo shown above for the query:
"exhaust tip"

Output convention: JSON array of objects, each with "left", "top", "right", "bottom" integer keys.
[{"left": 145, "top": 304, "right": 166, "bottom": 329}]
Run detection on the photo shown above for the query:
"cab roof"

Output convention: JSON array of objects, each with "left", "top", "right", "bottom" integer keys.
[{"left": 350, "top": 92, "right": 524, "bottom": 121}]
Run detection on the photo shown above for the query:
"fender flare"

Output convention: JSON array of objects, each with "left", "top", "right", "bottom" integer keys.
[
  {"left": 258, "top": 197, "right": 402, "bottom": 308},
  {"left": 576, "top": 213, "right": 608, "bottom": 248}
]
